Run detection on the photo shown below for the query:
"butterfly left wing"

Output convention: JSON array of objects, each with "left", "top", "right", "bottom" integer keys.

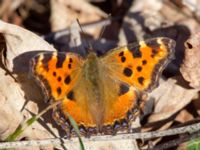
[{"left": 101, "top": 37, "right": 175, "bottom": 92}]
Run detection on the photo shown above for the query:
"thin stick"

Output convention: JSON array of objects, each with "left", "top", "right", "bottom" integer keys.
[
  {"left": 98, "top": 14, "right": 111, "bottom": 41},
  {"left": 1, "top": 121, "right": 200, "bottom": 149},
  {"left": 44, "top": 17, "right": 119, "bottom": 41}
]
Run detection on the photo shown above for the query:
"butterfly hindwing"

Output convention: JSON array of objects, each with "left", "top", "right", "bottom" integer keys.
[{"left": 102, "top": 37, "right": 175, "bottom": 92}]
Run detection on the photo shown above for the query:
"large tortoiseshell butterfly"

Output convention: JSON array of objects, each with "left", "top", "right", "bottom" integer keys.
[{"left": 30, "top": 37, "right": 175, "bottom": 136}]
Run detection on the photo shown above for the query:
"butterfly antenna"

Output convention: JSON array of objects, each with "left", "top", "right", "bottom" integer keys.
[
  {"left": 98, "top": 14, "right": 111, "bottom": 41},
  {"left": 76, "top": 19, "right": 93, "bottom": 53}
]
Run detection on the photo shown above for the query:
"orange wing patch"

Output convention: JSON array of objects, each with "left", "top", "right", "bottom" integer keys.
[
  {"left": 103, "top": 37, "right": 175, "bottom": 92},
  {"left": 102, "top": 85, "right": 139, "bottom": 132},
  {"left": 52, "top": 97, "right": 97, "bottom": 135}
]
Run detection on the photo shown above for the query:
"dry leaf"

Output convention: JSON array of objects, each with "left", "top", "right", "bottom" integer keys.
[
  {"left": 0, "top": 20, "right": 55, "bottom": 72},
  {"left": 148, "top": 78, "right": 198, "bottom": 122},
  {"left": 0, "top": 68, "right": 23, "bottom": 140},
  {"left": 50, "top": 0, "right": 107, "bottom": 37},
  {"left": 175, "top": 109, "right": 194, "bottom": 123},
  {"left": 0, "top": 20, "right": 57, "bottom": 149},
  {"left": 140, "top": 77, "right": 199, "bottom": 148},
  {"left": 118, "top": 0, "right": 176, "bottom": 45},
  {"left": 180, "top": 32, "right": 200, "bottom": 88}
]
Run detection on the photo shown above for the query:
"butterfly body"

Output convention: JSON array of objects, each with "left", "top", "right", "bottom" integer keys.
[
  {"left": 78, "top": 52, "right": 106, "bottom": 131},
  {"left": 30, "top": 37, "right": 176, "bottom": 136}
]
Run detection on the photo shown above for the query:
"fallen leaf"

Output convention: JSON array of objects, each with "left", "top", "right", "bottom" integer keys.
[
  {"left": 0, "top": 20, "right": 55, "bottom": 73},
  {"left": 50, "top": 0, "right": 107, "bottom": 37},
  {"left": 175, "top": 109, "right": 194, "bottom": 123},
  {"left": 0, "top": 20, "right": 56, "bottom": 149},
  {"left": 0, "top": 68, "right": 23, "bottom": 140},
  {"left": 180, "top": 32, "right": 200, "bottom": 88},
  {"left": 148, "top": 78, "right": 198, "bottom": 122}
]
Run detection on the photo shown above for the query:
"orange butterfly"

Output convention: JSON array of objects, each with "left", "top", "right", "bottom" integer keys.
[{"left": 30, "top": 37, "right": 175, "bottom": 136}]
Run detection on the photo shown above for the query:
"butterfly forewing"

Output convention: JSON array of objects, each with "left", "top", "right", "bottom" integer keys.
[
  {"left": 30, "top": 52, "right": 84, "bottom": 101},
  {"left": 101, "top": 37, "right": 175, "bottom": 92}
]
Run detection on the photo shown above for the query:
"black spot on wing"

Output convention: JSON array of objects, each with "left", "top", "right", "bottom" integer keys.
[
  {"left": 57, "top": 87, "right": 62, "bottom": 95},
  {"left": 118, "top": 51, "right": 124, "bottom": 56},
  {"left": 119, "top": 83, "right": 129, "bottom": 96},
  {"left": 56, "top": 53, "right": 66, "bottom": 68},
  {"left": 53, "top": 71, "right": 57, "bottom": 76},
  {"left": 142, "top": 60, "right": 147, "bottom": 65},
  {"left": 69, "top": 58, "right": 73, "bottom": 63},
  {"left": 123, "top": 67, "right": 133, "bottom": 77},
  {"left": 138, "top": 77, "right": 144, "bottom": 85},
  {"left": 57, "top": 76, "right": 62, "bottom": 82},
  {"left": 121, "top": 56, "right": 126, "bottom": 62},
  {"left": 137, "top": 66, "right": 142, "bottom": 72},
  {"left": 128, "top": 44, "right": 142, "bottom": 58},
  {"left": 67, "top": 91, "right": 74, "bottom": 101},
  {"left": 64, "top": 75, "right": 71, "bottom": 84},
  {"left": 42, "top": 54, "right": 53, "bottom": 71},
  {"left": 68, "top": 64, "right": 71, "bottom": 69}
]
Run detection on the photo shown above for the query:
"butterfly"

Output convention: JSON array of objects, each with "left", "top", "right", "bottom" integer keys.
[{"left": 30, "top": 37, "right": 175, "bottom": 137}]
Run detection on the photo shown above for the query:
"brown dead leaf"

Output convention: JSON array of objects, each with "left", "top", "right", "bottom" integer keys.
[
  {"left": 119, "top": 0, "right": 177, "bottom": 45},
  {"left": 180, "top": 32, "right": 200, "bottom": 88},
  {"left": 0, "top": 20, "right": 57, "bottom": 149},
  {"left": 50, "top": 0, "right": 69, "bottom": 31},
  {"left": 0, "top": 68, "right": 23, "bottom": 140},
  {"left": 50, "top": 0, "right": 107, "bottom": 37},
  {"left": 0, "top": 20, "right": 55, "bottom": 73},
  {"left": 148, "top": 78, "right": 198, "bottom": 122},
  {"left": 161, "top": 1, "right": 200, "bottom": 35},
  {"left": 141, "top": 77, "right": 198, "bottom": 149},
  {"left": 0, "top": 0, "right": 23, "bottom": 26},
  {"left": 175, "top": 109, "right": 194, "bottom": 123}
]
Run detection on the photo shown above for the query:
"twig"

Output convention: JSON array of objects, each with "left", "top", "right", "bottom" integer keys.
[
  {"left": 151, "top": 129, "right": 200, "bottom": 150},
  {"left": 1, "top": 121, "right": 200, "bottom": 149},
  {"left": 42, "top": 16, "right": 121, "bottom": 40}
]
